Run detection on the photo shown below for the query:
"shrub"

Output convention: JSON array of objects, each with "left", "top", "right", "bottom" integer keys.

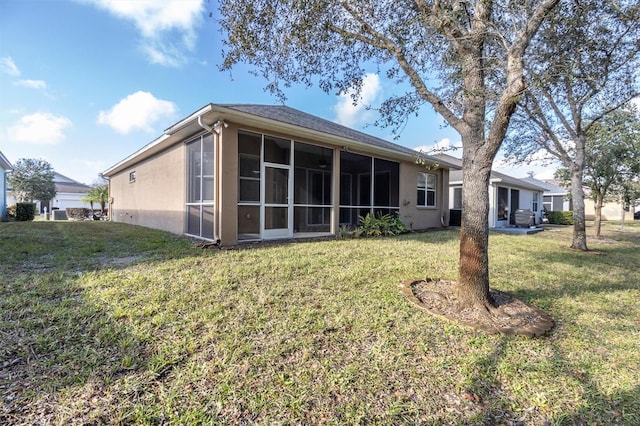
[
  {"left": 65, "top": 208, "right": 91, "bottom": 221},
  {"left": 546, "top": 211, "right": 573, "bottom": 225},
  {"left": 357, "top": 212, "right": 409, "bottom": 237},
  {"left": 15, "top": 203, "right": 36, "bottom": 221}
]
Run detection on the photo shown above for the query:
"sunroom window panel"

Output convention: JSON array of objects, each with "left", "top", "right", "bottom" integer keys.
[
  {"left": 202, "top": 206, "right": 215, "bottom": 238},
  {"left": 238, "top": 205, "right": 260, "bottom": 240},
  {"left": 187, "top": 205, "right": 200, "bottom": 236},
  {"left": 239, "top": 180, "right": 260, "bottom": 202},
  {"left": 264, "top": 136, "right": 290, "bottom": 164}
]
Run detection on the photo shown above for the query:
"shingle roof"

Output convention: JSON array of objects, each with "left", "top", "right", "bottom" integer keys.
[
  {"left": 0, "top": 150, "right": 12, "bottom": 170},
  {"left": 449, "top": 169, "right": 546, "bottom": 191},
  {"left": 217, "top": 104, "right": 420, "bottom": 158},
  {"left": 520, "top": 177, "right": 568, "bottom": 195}
]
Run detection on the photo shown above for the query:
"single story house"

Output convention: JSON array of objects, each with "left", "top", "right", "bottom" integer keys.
[
  {"left": 0, "top": 150, "right": 12, "bottom": 220},
  {"left": 46, "top": 172, "right": 93, "bottom": 213},
  {"left": 103, "top": 103, "right": 460, "bottom": 246},
  {"left": 434, "top": 154, "right": 546, "bottom": 227},
  {"left": 6, "top": 171, "right": 93, "bottom": 214},
  {"left": 520, "top": 176, "right": 571, "bottom": 212},
  {"left": 523, "top": 175, "right": 637, "bottom": 221}
]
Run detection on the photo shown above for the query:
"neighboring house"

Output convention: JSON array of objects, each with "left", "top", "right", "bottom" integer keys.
[
  {"left": 583, "top": 192, "right": 636, "bottom": 222},
  {"left": 434, "top": 154, "right": 546, "bottom": 228},
  {"left": 521, "top": 176, "right": 571, "bottom": 212},
  {"left": 523, "top": 175, "right": 636, "bottom": 221},
  {"left": 103, "top": 103, "right": 461, "bottom": 246},
  {"left": 47, "top": 172, "right": 93, "bottom": 213},
  {"left": 6, "top": 171, "right": 92, "bottom": 213},
  {"left": 0, "top": 150, "right": 12, "bottom": 220}
]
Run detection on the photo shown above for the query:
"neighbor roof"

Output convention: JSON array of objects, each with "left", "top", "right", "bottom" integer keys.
[
  {"left": 104, "top": 103, "right": 461, "bottom": 176},
  {"left": 520, "top": 177, "right": 569, "bottom": 195},
  {"left": 431, "top": 153, "right": 546, "bottom": 191},
  {"left": 449, "top": 169, "right": 547, "bottom": 191},
  {"left": 0, "top": 150, "right": 12, "bottom": 170},
  {"left": 53, "top": 172, "right": 91, "bottom": 194}
]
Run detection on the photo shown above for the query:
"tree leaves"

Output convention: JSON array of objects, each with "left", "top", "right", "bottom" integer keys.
[{"left": 7, "top": 158, "right": 56, "bottom": 203}]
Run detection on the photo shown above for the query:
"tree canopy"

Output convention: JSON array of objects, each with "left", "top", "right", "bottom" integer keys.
[
  {"left": 503, "top": 0, "right": 640, "bottom": 249},
  {"left": 218, "top": 0, "right": 559, "bottom": 323},
  {"left": 7, "top": 158, "right": 56, "bottom": 203},
  {"left": 556, "top": 108, "right": 640, "bottom": 237}
]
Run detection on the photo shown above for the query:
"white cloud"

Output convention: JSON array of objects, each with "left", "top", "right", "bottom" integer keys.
[
  {"left": 7, "top": 113, "right": 72, "bottom": 145},
  {"left": 15, "top": 79, "right": 47, "bottom": 90},
  {"left": 0, "top": 56, "right": 20, "bottom": 76},
  {"left": 334, "top": 73, "right": 382, "bottom": 127},
  {"left": 82, "top": 0, "right": 204, "bottom": 66},
  {"left": 97, "top": 91, "right": 177, "bottom": 134}
]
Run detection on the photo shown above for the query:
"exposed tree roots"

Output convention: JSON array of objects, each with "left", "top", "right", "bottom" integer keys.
[{"left": 401, "top": 278, "right": 554, "bottom": 337}]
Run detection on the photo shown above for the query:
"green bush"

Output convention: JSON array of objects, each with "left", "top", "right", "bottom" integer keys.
[
  {"left": 15, "top": 203, "right": 36, "bottom": 221},
  {"left": 546, "top": 210, "right": 573, "bottom": 225},
  {"left": 357, "top": 212, "right": 409, "bottom": 237}
]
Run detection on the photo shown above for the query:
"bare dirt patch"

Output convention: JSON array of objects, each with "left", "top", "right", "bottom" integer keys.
[{"left": 401, "top": 278, "right": 554, "bottom": 337}]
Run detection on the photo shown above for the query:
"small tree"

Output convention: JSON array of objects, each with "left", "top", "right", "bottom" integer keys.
[
  {"left": 82, "top": 176, "right": 109, "bottom": 214},
  {"left": 584, "top": 109, "right": 640, "bottom": 237},
  {"left": 553, "top": 108, "right": 640, "bottom": 237},
  {"left": 503, "top": 0, "right": 640, "bottom": 250},
  {"left": 8, "top": 158, "right": 56, "bottom": 203}
]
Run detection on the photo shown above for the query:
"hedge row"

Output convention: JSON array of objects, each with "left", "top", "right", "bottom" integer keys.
[
  {"left": 546, "top": 210, "right": 573, "bottom": 225},
  {"left": 15, "top": 203, "right": 36, "bottom": 221}
]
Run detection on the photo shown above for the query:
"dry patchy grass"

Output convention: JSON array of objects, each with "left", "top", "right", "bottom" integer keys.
[{"left": 1, "top": 221, "right": 638, "bottom": 424}]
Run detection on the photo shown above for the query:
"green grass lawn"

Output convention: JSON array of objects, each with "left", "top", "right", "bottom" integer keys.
[{"left": 1, "top": 220, "right": 638, "bottom": 425}]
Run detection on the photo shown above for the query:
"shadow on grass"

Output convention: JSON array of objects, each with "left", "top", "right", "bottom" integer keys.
[
  {"left": 457, "top": 333, "right": 640, "bottom": 425},
  {"left": 0, "top": 221, "right": 197, "bottom": 424}
]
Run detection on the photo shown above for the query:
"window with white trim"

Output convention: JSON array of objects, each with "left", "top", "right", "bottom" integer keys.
[
  {"left": 417, "top": 172, "right": 437, "bottom": 207},
  {"left": 186, "top": 134, "right": 215, "bottom": 240}
]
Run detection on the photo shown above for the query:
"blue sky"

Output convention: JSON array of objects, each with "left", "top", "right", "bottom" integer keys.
[{"left": 0, "top": 0, "right": 553, "bottom": 185}]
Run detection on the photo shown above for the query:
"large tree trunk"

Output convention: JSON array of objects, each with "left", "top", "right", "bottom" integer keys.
[
  {"left": 570, "top": 136, "right": 589, "bottom": 251},
  {"left": 593, "top": 193, "right": 603, "bottom": 239},
  {"left": 455, "top": 139, "right": 495, "bottom": 310}
]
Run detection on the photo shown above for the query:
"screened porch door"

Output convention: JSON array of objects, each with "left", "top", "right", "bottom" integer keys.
[{"left": 262, "top": 164, "right": 292, "bottom": 239}]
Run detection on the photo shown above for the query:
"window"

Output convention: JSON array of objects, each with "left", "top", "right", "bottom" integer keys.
[
  {"left": 238, "top": 131, "right": 262, "bottom": 240},
  {"left": 129, "top": 171, "right": 136, "bottom": 183},
  {"left": 497, "top": 187, "right": 508, "bottom": 220},
  {"left": 293, "top": 142, "right": 333, "bottom": 232},
  {"left": 339, "top": 152, "right": 400, "bottom": 227},
  {"left": 532, "top": 192, "right": 539, "bottom": 212},
  {"left": 417, "top": 172, "right": 437, "bottom": 207},
  {"left": 186, "top": 134, "right": 215, "bottom": 240},
  {"left": 453, "top": 187, "right": 462, "bottom": 209}
]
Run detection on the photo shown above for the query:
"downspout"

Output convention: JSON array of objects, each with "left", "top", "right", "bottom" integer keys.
[{"left": 197, "top": 115, "right": 222, "bottom": 245}]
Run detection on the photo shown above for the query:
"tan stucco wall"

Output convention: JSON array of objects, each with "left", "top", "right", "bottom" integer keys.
[
  {"left": 399, "top": 163, "right": 449, "bottom": 230},
  {"left": 108, "top": 122, "right": 452, "bottom": 244},
  {"left": 218, "top": 125, "right": 239, "bottom": 246},
  {"left": 109, "top": 143, "right": 186, "bottom": 234},
  {"left": 584, "top": 198, "right": 635, "bottom": 221}
]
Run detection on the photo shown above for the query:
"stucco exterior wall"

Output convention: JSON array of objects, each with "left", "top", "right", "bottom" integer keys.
[
  {"left": 109, "top": 143, "right": 186, "bottom": 234},
  {"left": 218, "top": 125, "right": 239, "bottom": 246},
  {"left": 584, "top": 198, "right": 635, "bottom": 221},
  {"left": 399, "top": 163, "right": 449, "bottom": 230}
]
